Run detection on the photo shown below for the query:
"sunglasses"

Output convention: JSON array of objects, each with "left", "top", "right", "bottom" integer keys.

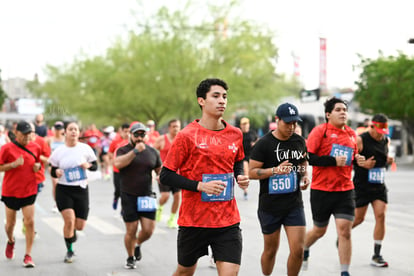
[
  {"left": 133, "top": 132, "right": 146, "bottom": 138},
  {"left": 372, "top": 122, "right": 388, "bottom": 129}
]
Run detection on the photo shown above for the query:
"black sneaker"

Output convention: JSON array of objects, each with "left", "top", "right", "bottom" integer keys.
[
  {"left": 371, "top": 255, "right": 388, "bottom": 267},
  {"left": 124, "top": 256, "right": 136, "bottom": 269},
  {"left": 64, "top": 251, "right": 75, "bottom": 263},
  {"left": 341, "top": 272, "right": 350, "bottom": 276},
  {"left": 302, "top": 249, "right": 309, "bottom": 270},
  {"left": 134, "top": 245, "right": 142, "bottom": 261}
]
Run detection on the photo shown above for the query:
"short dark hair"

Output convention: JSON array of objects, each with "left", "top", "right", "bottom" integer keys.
[
  {"left": 196, "top": 78, "right": 228, "bottom": 99},
  {"left": 324, "top": 97, "right": 348, "bottom": 122},
  {"left": 168, "top": 119, "right": 180, "bottom": 127},
  {"left": 372, "top": 113, "right": 388, "bottom": 123},
  {"left": 121, "top": 123, "right": 130, "bottom": 129}
]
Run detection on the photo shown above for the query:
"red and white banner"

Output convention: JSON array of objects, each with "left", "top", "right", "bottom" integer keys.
[{"left": 319, "top": 37, "right": 327, "bottom": 91}]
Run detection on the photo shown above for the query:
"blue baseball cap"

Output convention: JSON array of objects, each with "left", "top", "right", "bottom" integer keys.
[{"left": 276, "top": 103, "right": 302, "bottom": 123}]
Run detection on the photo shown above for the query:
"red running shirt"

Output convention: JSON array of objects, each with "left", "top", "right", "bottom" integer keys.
[
  {"left": 0, "top": 142, "right": 41, "bottom": 198},
  {"left": 33, "top": 135, "right": 51, "bottom": 184},
  {"left": 306, "top": 123, "right": 358, "bottom": 192},
  {"left": 109, "top": 137, "right": 128, "bottom": 173},
  {"left": 159, "top": 134, "right": 172, "bottom": 162},
  {"left": 163, "top": 119, "right": 244, "bottom": 228}
]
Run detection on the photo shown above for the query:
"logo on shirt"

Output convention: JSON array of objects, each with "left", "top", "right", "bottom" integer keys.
[
  {"left": 197, "top": 143, "right": 208, "bottom": 149},
  {"left": 228, "top": 143, "right": 238, "bottom": 153},
  {"left": 330, "top": 134, "right": 338, "bottom": 138}
]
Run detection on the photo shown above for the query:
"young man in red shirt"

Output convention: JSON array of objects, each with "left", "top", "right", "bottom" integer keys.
[
  {"left": 160, "top": 78, "right": 249, "bottom": 276},
  {"left": 303, "top": 97, "right": 365, "bottom": 276}
]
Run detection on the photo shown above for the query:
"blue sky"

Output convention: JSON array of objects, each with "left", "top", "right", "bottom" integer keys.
[{"left": 1, "top": 0, "right": 413, "bottom": 89}]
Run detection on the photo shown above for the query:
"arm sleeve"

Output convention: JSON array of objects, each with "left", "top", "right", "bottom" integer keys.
[
  {"left": 308, "top": 152, "right": 337, "bottom": 166},
  {"left": 233, "top": 160, "right": 244, "bottom": 179},
  {"left": 88, "top": 160, "right": 98, "bottom": 171},
  {"left": 159, "top": 167, "right": 199, "bottom": 192},
  {"left": 50, "top": 166, "right": 58, "bottom": 178}
]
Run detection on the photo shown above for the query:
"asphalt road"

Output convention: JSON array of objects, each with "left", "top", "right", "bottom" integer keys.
[{"left": 0, "top": 161, "right": 413, "bottom": 275}]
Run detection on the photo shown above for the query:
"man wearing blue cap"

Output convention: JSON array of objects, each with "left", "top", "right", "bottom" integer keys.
[{"left": 249, "top": 103, "right": 310, "bottom": 276}]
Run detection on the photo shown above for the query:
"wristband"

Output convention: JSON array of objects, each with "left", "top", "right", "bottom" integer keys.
[{"left": 133, "top": 148, "right": 139, "bottom": 155}]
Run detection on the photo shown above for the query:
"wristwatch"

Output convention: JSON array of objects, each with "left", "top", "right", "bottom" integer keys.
[{"left": 133, "top": 148, "right": 139, "bottom": 155}]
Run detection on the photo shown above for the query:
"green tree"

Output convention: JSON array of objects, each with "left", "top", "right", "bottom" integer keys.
[
  {"left": 29, "top": 1, "right": 299, "bottom": 127},
  {"left": 354, "top": 51, "right": 414, "bottom": 150},
  {"left": 0, "top": 69, "right": 8, "bottom": 110}
]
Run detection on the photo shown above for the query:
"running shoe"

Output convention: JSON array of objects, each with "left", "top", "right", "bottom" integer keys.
[
  {"left": 64, "top": 251, "right": 75, "bottom": 263},
  {"left": 51, "top": 205, "right": 59, "bottom": 213},
  {"left": 371, "top": 255, "right": 389, "bottom": 267},
  {"left": 23, "top": 254, "right": 35, "bottom": 268},
  {"left": 5, "top": 240, "right": 15, "bottom": 259},
  {"left": 112, "top": 199, "right": 118, "bottom": 210},
  {"left": 167, "top": 216, "right": 178, "bottom": 229},
  {"left": 302, "top": 249, "right": 309, "bottom": 271},
  {"left": 124, "top": 256, "right": 136, "bottom": 269},
  {"left": 155, "top": 206, "right": 163, "bottom": 222},
  {"left": 209, "top": 255, "right": 216, "bottom": 269},
  {"left": 134, "top": 245, "right": 142, "bottom": 261},
  {"left": 341, "top": 272, "right": 350, "bottom": 276},
  {"left": 22, "top": 220, "right": 26, "bottom": 234}
]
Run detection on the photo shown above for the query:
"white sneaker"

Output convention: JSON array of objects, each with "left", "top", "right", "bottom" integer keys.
[
  {"left": 52, "top": 206, "right": 59, "bottom": 213},
  {"left": 209, "top": 256, "right": 216, "bottom": 269}
]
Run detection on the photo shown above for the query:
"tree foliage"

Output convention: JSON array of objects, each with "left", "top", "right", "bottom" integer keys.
[
  {"left": 354, "top": 51, "right": 414, "bottom": 146},
  {"left": 0, "top": 69, "right": 8, "bottom": 109},
  {"left": 28, "top": 1, "right": 299, "bottom": 127}
]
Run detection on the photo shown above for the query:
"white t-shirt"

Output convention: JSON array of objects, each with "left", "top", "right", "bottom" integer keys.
[{"left": 49, "top": 142, "right": 97, "bottom": 187}]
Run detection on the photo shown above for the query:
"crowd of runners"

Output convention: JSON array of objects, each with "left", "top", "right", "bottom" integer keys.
[{"left": 0, "top": 78, "right": 395, "bottom": 276}]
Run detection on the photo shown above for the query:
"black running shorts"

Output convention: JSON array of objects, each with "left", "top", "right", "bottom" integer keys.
[
  {"left": 258, "top": 207, "right": 306, "bottom": 234},
  {"left": 354, "top": 184, "right": 388, "bottom": 207},
  {"left": 177, "top": 223, "right": 242, "bottom": 267},
  {"left": 1, "top": 194, "right": 37, "bottom": 210},
  {"left": 158, "top": 182, "right": 181, "bottom": 193},
  {"left": 56, "top": 184, "right": 89, "bottom": 220},
  {"left": 121, "top": 192, "right": 156, "bottom": 222},
  {"left": 310, "top": 189, "right": 355, "bottom": 227}
]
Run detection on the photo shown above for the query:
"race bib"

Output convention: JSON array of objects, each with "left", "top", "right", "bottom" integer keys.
[
  {"left": 368, "top": 167, "right": 385, "bottom": 184},
  {"left": 268, "top": 171, "right": 297, "bottom": 194},
  {"left": 330, "top": 144, "right": 354, "bottom": 166},
  {"left": 137, "top": 196, "right": 157, "bottom": 212},
  {"left": 201, "top": 173, "right": 234, "bottom": 202},
  {"left": 64, "top": 166, "right": 87, "bottom": 183},
  {"left": 89, "top": 137, "right": 98, "bottom": 143}
]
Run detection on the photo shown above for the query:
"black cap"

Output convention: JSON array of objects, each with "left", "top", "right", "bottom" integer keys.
[{"left": 16, "top": 121, "right": 33, "bottom": 134}]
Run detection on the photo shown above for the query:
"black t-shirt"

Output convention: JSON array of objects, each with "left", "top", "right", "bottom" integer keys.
[
  {"left": 250, "top": 132, "right": 308, "bottom": 215},
  {"left": 116, "top": 143, "right": 161, "bottom": 196},
  {"left": 242, "top": 130, "right": 258, "bottom": 160},
  {"left": 353, "top": 132, "right": 388, "bottom": 190},
  {"left": 35, "top": 124, "right": 48, "bottom": 137}
]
